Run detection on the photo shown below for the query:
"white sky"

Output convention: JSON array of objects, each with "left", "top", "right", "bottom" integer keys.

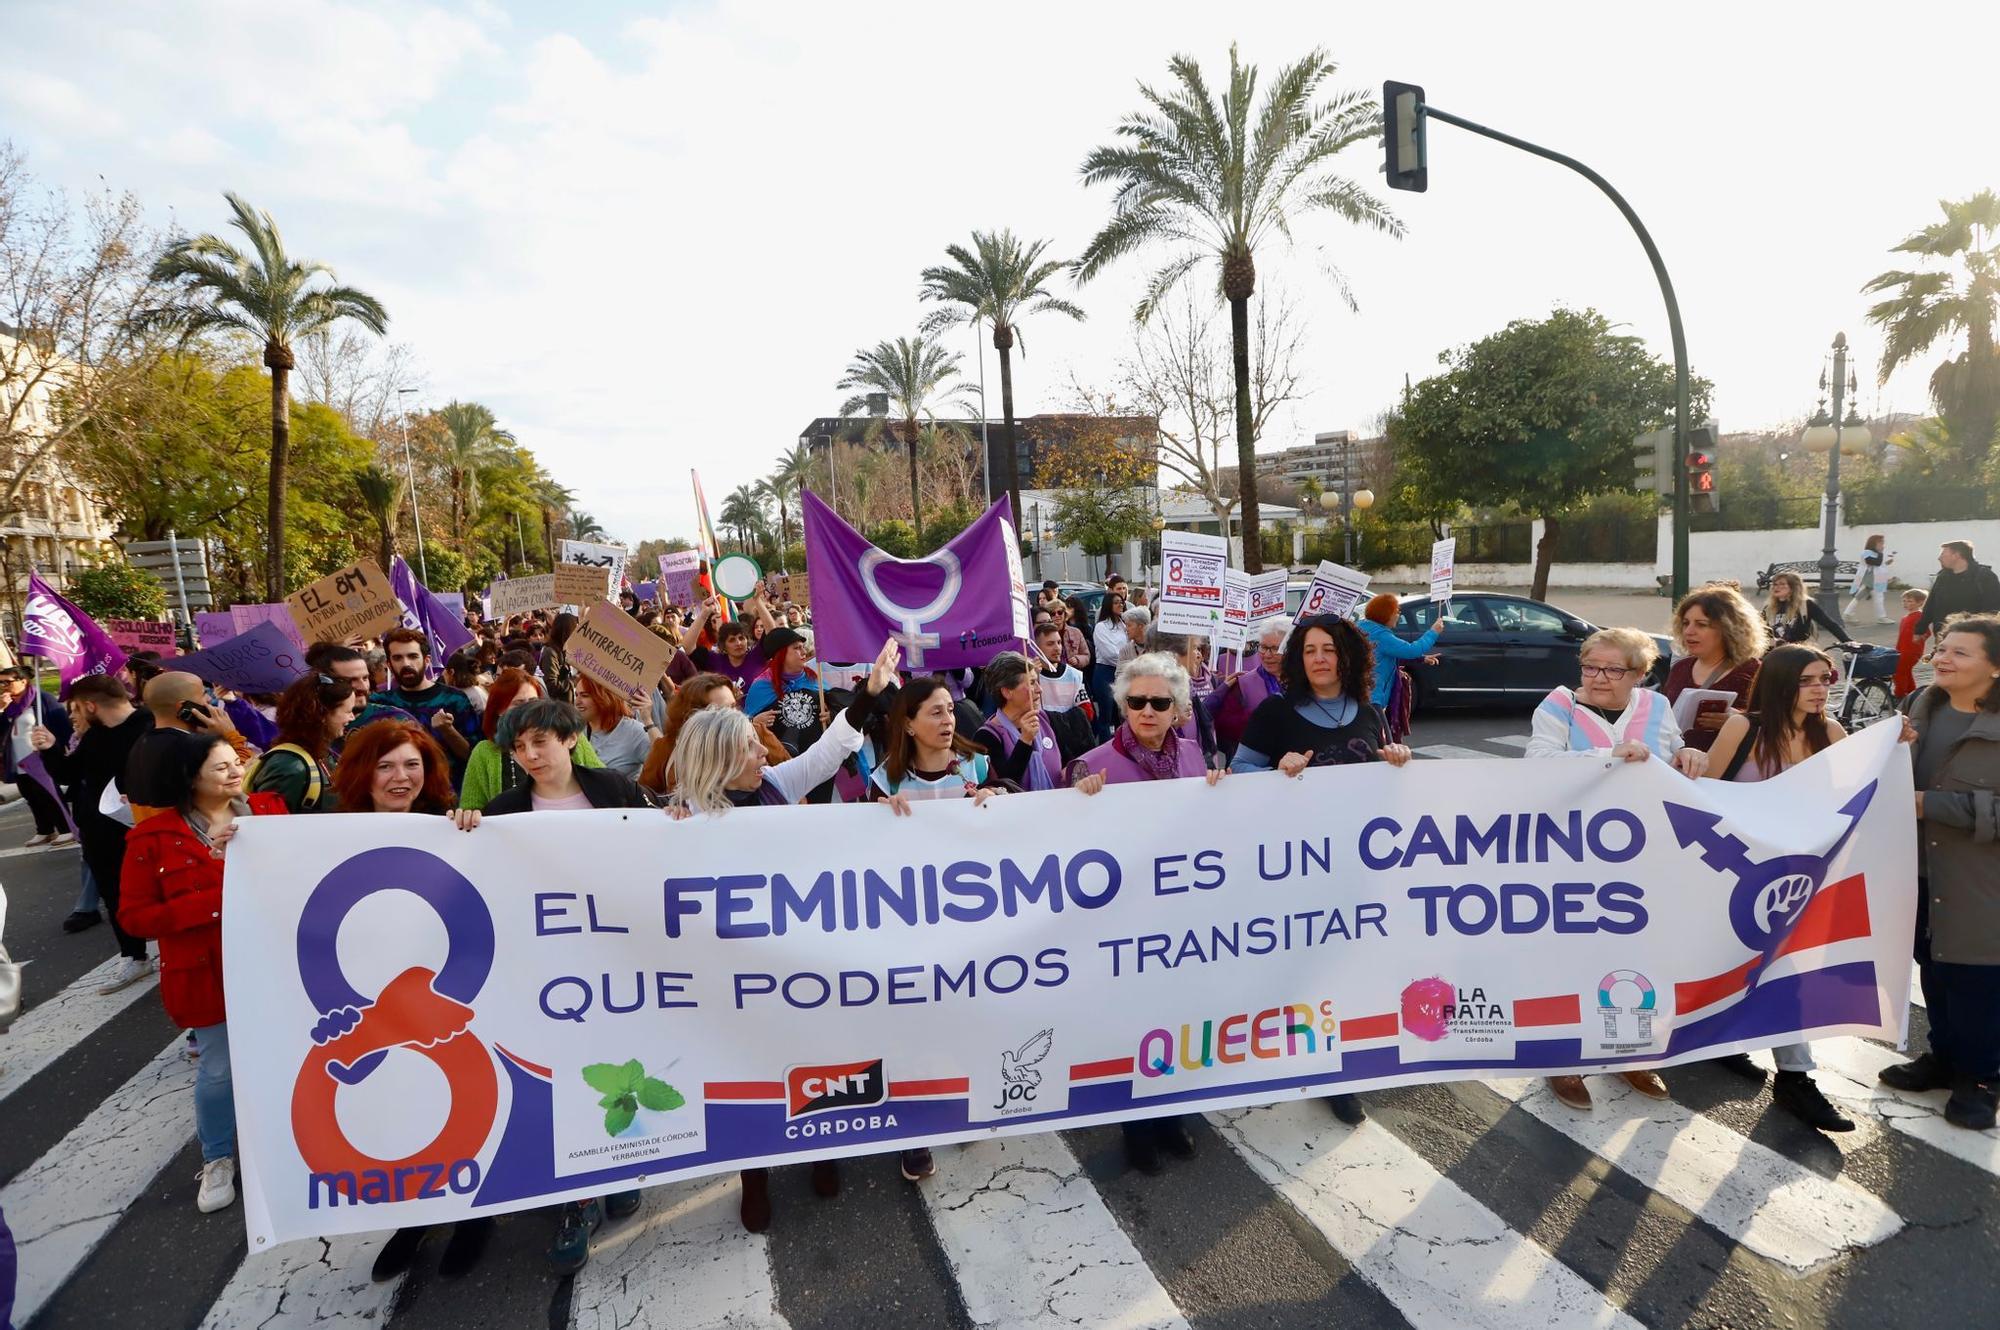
[{"left": 3, "top": 0, "right": 1992, "bottom": 546}]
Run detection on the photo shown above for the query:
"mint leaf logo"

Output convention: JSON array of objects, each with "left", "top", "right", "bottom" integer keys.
[{"left": 581, "top": 1059, "right": 683, "bottom": 1137}]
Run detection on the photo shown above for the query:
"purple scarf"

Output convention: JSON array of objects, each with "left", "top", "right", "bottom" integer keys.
[
  {"left": 1112, "top": 723, "right": 1185, "bottom": 782},
  {"left": 985, "top": 709, "right": 1061, "bottom": 791}
]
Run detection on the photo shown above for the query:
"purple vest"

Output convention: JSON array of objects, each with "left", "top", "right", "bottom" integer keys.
[
  {"left": 1212, "top": 667, "right": 1276, "bottom": 754},
  {"left": 1077, "top": 735, "right": 1206, "bottom": 784}
]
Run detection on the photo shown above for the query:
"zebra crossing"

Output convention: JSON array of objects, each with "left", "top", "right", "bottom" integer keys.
[{"left": 5, "top": 788, "right": 1998, "bottom": 1329}]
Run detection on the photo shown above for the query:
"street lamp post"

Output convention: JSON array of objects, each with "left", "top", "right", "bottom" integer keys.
[
  {"left": 396, "top": 386, "right": 429, "bottom": 585},
  {"left": 974, "top": 318, "right": 992, "bottom": 508},
  {"left": 1318, "top": 489, "right": 1375, "bottom": 565},
  {"left": 1800, "top": 333, "right": 1872, "bottom": 604}
]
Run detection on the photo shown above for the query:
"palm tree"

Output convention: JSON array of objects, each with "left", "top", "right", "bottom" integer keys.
[
  {"left": 920, "top": 230, "right": 1085, "bottom": 526},
  {"left": 1074, "top": 46, "right": 1399, "bottom": 572},
  {"left": 354, "top": 464, "right": 404, "bottom": 577},
  {"left": 151, "top": 192, "right": 388, "bottom": 597},
  {"left": 528, "top": 471, "right": 575, "bottom": 567},
  {"left": 1864, "top": 189, "right": 2000, "bottom": 462},
  {"left": 435, "top": 401, "right": 516, "bottom": 543},
  {"left": 838, "top": 336, "right": 966, "bottom": 529},
  {"left": 720, "top": 485, "right": 766, "bottom": 553},
  {"left": 567, "top": 510, "right": 605, "bottom": 542}
]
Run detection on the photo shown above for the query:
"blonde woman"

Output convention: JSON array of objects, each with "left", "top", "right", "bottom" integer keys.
[
  {"left": 1664, "top": 584, "right": 1769, "bottom": 751},
  {"left": 1763, "top": 571, "right": 1848, "bottom": 646}
]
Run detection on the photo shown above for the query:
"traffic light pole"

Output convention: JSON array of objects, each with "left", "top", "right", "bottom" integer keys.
[{"left": 1415, "top": 104, "right": 1692, "bottom": 600}]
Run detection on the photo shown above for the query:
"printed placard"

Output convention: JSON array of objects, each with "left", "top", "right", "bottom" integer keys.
[
  {"left": 1582, "top": 966, "right": 1675, "bottom": 1059},
  {"left": 1217, "top": 571, "right": 1251, "bottom": 651},
  {"left": 1156, "top": 530, "right": 1229, "bottom": 637},
  {"left": 105, "top": 619, "right": 176, "bottom": 654},
  {"left": 560, "top": 540, "right": 626, "bottom": 598},
  {"left": 1001, "top": 518, "right": 1032, "bottom": 639},
  {"left": 1246, "top": 569, "right": 1289, "bottom": 624},
  {"left": 1298, "top": 560, "right": 1370, "bottom": 620},
  {"left": 1395, "top": 975, "right": 1518, "bottom": 1065},
  {"left": 555, "top": 563, "right": 611, "bottom": 609},
  {"left": 285, "top": 560, "right": 400, "bottom": 645},
  {"left": 1430, "top": 538, "right": 1457, "bottom": 605},
  {"left": 488, "top": 575, "right": 557, "bottom": 619},
  {"left": 570, "top": 600, "right": 675, "bottom": 696},
  {"left": 658, "top": 551, "right": 702, "bottom": 608}
]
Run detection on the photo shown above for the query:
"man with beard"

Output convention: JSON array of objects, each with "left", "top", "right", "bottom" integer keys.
[{"left": 370, "top": 627, "right": 482, "bottom": 786}]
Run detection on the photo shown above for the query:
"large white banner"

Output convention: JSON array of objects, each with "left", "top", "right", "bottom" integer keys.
[{"left": 225, "top": 722, "right": 1916, "bottom": 1246}]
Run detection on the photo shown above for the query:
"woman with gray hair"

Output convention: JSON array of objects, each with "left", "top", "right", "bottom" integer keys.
[
  {"left": 1208, "top": 614, "right": 1291, "bottom": 760},
  {"left": 1147, "top": 627, "right": 1221, "bottom": 766}
]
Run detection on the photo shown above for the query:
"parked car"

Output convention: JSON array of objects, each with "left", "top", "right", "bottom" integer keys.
[{"left": 1385, "top": 592, "right": 1673, "bottom": 710}]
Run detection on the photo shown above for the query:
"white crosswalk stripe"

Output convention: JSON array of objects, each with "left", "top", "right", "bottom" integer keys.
[
  {"left": 1791, "top": 1038, "right": 2000, "bottom": 1178},
  {"left": 200, "top": 1233, "right": 402, "bottom": 1329},
  {"left": 0, "top": 952, "right": 158, "bottom": 1106},
  {"left": 569, "top": 1173, "right": 789, "bottom": 1330}
]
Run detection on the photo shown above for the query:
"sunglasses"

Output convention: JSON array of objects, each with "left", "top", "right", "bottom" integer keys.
[{"left": 1126, "top": 694, "right": 1175, "bottom": 712}]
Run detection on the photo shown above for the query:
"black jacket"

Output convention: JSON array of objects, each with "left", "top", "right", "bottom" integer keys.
[
  {"left": 482, "top": 763, "right": 658, "bottom": 815},
  {"left": 41, "top": 708, "right": 153, "bottom": 846},
  {"left": 1917, "top": 560, "right": 2000, "bottom": 638}
]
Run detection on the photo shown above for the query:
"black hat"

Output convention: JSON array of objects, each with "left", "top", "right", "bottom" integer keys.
[{"left": 762, "top": 627, "right": 807, "bottom": 657}]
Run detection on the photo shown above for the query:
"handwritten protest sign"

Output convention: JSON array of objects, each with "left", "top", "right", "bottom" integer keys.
[
  {"left": 559, "top": 540, "right": 626, "bottom": 598},
  {"left": 1298, "top": 559, "right": 1370, "bottom": 620},
  {"left": 1155, "top": 530, "right": 1228, "bottom": 636},
  {"left": 175, "top": 622, "right": 309, "bottom": 694},
  {"left": 1430, "top": 537, "right": 1457, "bottom": 605},
  {"left": 285, "top": 560, "right": 399, "bottom": 645},
  {"left": 1246, "top": 569, "right": 1288, "bottom": 625},
  {"left": 658, "top": 551, "right": 702, "bottom": 607},
  {"left": 488, "top": 575, "right": 556, "bottom": 619},
  {"left": 569, "top": 600, "right": 674, "bottom": 696},
  {"left": 194, "top": 612, "right": 235, "bottom": 648},
  {"left": 790, "top": 570, "right": 811, "bottom": 609},
  {"left": 554, "top": 563, "right": 609, "bottom": 609},
  {"left": 105, "top": 619, "right": 176, "bottom": 654},
  {"left": 232, "top": 602, "right": 307, "bottom": 649}
]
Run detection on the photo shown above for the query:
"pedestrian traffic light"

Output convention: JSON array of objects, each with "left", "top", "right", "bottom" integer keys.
[
  {"left": 1631, "top": 428, "right": 1672, "bottom": 496},
  {"left": 1383, "top": 81, "right": 1427, "bottom": 193},
  {"left": 1686, "top": 426, "right": 1719, "bottom": 514}
]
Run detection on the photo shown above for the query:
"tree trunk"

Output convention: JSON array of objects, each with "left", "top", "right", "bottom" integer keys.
[
  {"left": 1229, "top": 294, "right": 1259, "bottom": 573},
  {"left": 1531, "top": 515, "right": 1560, "bottom": 601},
  {"left": 996, "top": 325, "right": 1022, "bottom": 526},
  {"left": 905, "top": 416, "right": 924, "bottom": 532},
  {"left": 264, "top": 341, "right": 294, "bottom": 600}
]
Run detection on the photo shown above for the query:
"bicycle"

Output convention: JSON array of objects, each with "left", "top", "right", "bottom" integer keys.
[{"left": 1826, "top": 640, "right": 1898, "bottom": 729}]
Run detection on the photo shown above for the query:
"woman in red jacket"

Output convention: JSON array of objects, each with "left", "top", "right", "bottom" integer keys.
[{"left": 119, "top": 731, "right": 287, "bottom": 1216}]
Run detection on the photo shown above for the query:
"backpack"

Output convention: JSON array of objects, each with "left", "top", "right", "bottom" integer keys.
[{"left": 244, "top": 743, "right": 325, "bottom": 811}]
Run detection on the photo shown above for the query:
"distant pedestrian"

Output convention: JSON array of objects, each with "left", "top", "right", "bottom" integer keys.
[
  {"left": 1844, "top": 534, "right": 1894, "bottom": 624},
  {"left": 1763, "top": 572, "right": 1848, "bottom": 645},
  {"left": 1915, "top": 540, "right": 2000, "bottom": 641}
]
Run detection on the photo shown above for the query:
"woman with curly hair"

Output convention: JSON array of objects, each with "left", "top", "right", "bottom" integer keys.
[
  {"left": 1663, "top": 583, "right": 1769, "bottom": 751},
  {"left": 245, "top": 672, "right": 359, "bottom": 812}
]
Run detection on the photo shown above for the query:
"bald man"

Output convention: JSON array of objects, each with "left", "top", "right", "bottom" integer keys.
[{"left": 121, "top": 672, "right": 253, "bottom": 822}]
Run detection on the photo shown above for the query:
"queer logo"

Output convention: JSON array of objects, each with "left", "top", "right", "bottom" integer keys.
[{"left": 291, "top": 848, "right": 499, "bottom": 1202}]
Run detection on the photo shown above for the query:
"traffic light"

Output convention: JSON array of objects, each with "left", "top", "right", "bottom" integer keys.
[
  {"left": 1685, "top": 425, "right": 1718, "bottom": 514},
  {"left": 1631, "top": 428, "right": 1672, "bottom": 496},
  {"left": 1383, "top": 81, "right": 1427, "bottom": 192}
]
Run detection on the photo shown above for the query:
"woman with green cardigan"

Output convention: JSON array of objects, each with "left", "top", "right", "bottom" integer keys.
[{"left": 458, "top": 667, "right": 604, "bottom": 810}]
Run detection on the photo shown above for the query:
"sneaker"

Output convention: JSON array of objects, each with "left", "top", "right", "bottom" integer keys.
[
  {"left": 438, "top": 1217, "right": 494, "bottom": 1278},
  {"left": 546, "top": 1198, "right": 603, "bottom": 1275},
  {"left": 1326, "top": 1093, "right": 1367, "bottom": 1125},
  {"left": 1548, "top": 1075, "right": 1593, "bottom": 1110},
  {"left": 1943, "top": 1078, "right": 1998, "bottom": 1132},
  {"left": 1773, "top": 1071, "right": 1855, "bottom": 1132},
  {"left": 61, "top": 909, "right": 102, "bottom": 933},
  {"left": 1708, "top": 1052, "right": 1766, "bottom": 1081},
  {"left": 370, "top": 1227, "right": 430, "bottom": 1282},
  {"left": 1880, "top": 1052, "right": 1954, "bottom": 1093},
  {"left": 604, "top": 1189, "right": 641, "bottom": 1221},
  {"left": 23, "top": 833, "right": 53, "bottom": 847},
  {"left": 1620, "top": 1070, "right": 1670, "bottom": 1100},
  {"left": 96, "top": 955, "right": 153, "bottom": 995},
  {"left": 739, "top": 1168, "right": 772, "bottom": 1233},
  {"left": 196, "top": 1157, "right": 236, "bottom": 1213},
  {"left": 898, "top": 1148, "right": 935, "bottom": 1182}
]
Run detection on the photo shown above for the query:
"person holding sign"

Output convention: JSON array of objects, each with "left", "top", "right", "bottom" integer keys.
[
  {"left": 1357, "top": 593, "right": 1444, "bottom": 710},
  {"left": 372, "top": 628, "right": 483, "bottom": 786},
  {"left": 576, "top": 677, "right": 653, "bottom": 780},
  {"left": 978, "top": 652, "right": 1071, "bottom": 789},
  {"left": 1207, "top": 616, "right": 1292, "bottom": 760},
  {"left": 457, "top": 669, "right": 608, "bottom": 812},
  {"left": 1228, "top": 615, "right": 1408, "bottom": 1125}
]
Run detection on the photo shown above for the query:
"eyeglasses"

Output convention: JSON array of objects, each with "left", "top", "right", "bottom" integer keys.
[
  {"left": 1579, "top": 664, "right": 1632, "bottom": 680},
  {"left": 1125, "top": 695, "right": 1175, "bottom": 712}
]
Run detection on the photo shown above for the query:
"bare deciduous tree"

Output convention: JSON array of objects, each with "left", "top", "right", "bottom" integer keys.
[{"left": 295, "top": 327, "right": 421, "bottom": 440}]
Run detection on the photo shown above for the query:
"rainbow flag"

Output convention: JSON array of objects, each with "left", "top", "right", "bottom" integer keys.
[{"left": 690, "top": 469, "right": 730, "bottom": 621}]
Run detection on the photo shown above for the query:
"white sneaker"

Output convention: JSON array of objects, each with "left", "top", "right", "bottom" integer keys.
[
  {"left": 22, "top": 833, "right": 53, "bottom": 847},
  {"left": 50, "top": 831, "right": 75, "bottom": 846},
  {"left": 96, "top": 954, "right": 154, "bottom": 995},
  {"left": 197, "top": 1157, "right": 236, "bottom": 1213}
]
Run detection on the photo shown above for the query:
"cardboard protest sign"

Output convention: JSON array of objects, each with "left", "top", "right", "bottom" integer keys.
[
  {"left": 231, "top": 602, "right": 306, "bottom": 649},
  {"left": 559, "top": 540, "right": 626, "bottom": 599},
  {"left": 1156, "top": 530, "right": 1229, "bottom": 636},
  {"left": 105, "top": 619, "right": 176, "bottom": 655},
  {"left": 569, "top": 600, "right": 674, "bottom": 696},
  {"left": 1298, "top": 559, "right": 1370, "bottom": 619},
  {"left": 1430, "top": 538, "right": 1457, "bottom": 605},
  {"left": 488, "top": 574, "right": 556, "bottom": 619},
  {"left": 284, "top": 560, "right": 400, "bottom": 645},
  {"left": 1246, "top": 569, "right": 1289, "bottom": 625},
  {"left": 554, "top": 563, "right": 609, "bottom": 609},
  {"left": 790, "top": 571, "right": 811, "bottom": 609},
  {"left": 658, "top": 551, "right": 702, "bottom": 607},
  {"left": 174, "top": 622, "right": 309, "bottom": 694},
  {"left": 194, "top": 612, "right": 235, "bottom": 647}
]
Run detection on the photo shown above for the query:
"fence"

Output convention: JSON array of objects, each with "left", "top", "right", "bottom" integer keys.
[{"left": 1552, "top": 516, "right": 1656, "bottom": 563}]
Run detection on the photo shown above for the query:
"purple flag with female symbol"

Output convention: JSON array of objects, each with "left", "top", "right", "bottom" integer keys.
[
  {"left": 18, "top": 571, "right": 126, "bottom": 691},
  {"left": 391, "top": 556, "right": 476, "bottom": 662},
  {"left": 801, "top": 490, "right": 1029, "bottom": 670}
]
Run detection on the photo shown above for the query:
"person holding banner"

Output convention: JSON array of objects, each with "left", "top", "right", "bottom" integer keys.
[
  {"left": 638, "top": 673, "right": 785, "bottom": 797},
  {"left": 245, "top": 673, "right": 359, "bottom": 813},
  {"left": 1145, "top": 629, "right": 1221, "bottom": 767},
  {"left": 1663, "top": 585, "right": 1768, "bottom": 752},
  {"left": 118, "top": 733, "right": 288, "bottom": 1215},
  {"left": 1207, "top": 616, "right": 1292, "bottom": 760},
  {"left": 1885, "top": 614, "right": 2000, "bottom": 1131},
  {"left": 865, "top": 676, "right": 1008, "bottom": 805},
  {"left": 978, "top": 653, "right": 1071, "bottom": 788},
  {"left": 31, "top": 675, "right": 152, "bottom": 979},
  {"left": 1700, "top": 644, "right": 1862, "bottom": 1133}
]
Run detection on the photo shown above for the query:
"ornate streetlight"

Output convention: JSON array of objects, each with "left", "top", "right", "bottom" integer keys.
[
  {"left": 1319, "top": 488, "right": 1376, "bottom": 564},
  {"left": 1799, "top": 333, "right": 1872, "bottom": 603}
]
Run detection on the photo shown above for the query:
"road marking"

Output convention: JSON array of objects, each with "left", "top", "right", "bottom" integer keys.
[
  {"left": 0, "top": 953, "right": 160, "bottom": 1105},
  {"left": 1487, "top": 734, "right": 1532, "bottom": 749},
  {"left": 1484, "top": 1075, "right": 1901, "bottom": 1270},
  {"left": 1210, "top": 1099, "right": 1638, "bottom": 1330},
  {"left": 1412, "top": 744, "right": 1503, "bottom": 762},
  {"left": 569, "top": 1172, "right": 791, "bottom": 1330},
  {"left": 0, "top": 839, "right": 81, "bottom": 860},
  {"left": 1, "top": 1036, "right": 196, "bottom": 1326},
  {"left": 923, "top": 1131, "right": 1188, "bottom": 1329},
  {"left": 1796, "top": 1039, "right": 2000, "bottom": 1178},
  {"left": 200, "top": 1234, "right": 400, "bottom": 1329}
]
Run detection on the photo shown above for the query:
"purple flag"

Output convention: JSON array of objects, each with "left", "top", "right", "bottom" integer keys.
[
  {"left": 391, "top": 557, "right": 476, "bottom": 662},
  {"left": 18, "top": 571, "right": 127, "bottom": 692},
  {"left": 173, "top": 622, "right": 310, "bottom": 694},
  {"left": 801, "top": 490, "right": 1030, "bottom": 670}
]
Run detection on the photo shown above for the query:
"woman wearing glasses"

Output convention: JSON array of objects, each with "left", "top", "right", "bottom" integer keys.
[{"left": 1523, "top": 627, "right": 1706, "bottom": 1111}]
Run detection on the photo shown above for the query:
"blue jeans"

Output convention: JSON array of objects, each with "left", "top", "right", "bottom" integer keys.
[
  {"left": 190, "top": 1023, "right": 235, "bottom": 1162},
  {"left": 76, "top": 860, "right": 100, "bottom": 913}
]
